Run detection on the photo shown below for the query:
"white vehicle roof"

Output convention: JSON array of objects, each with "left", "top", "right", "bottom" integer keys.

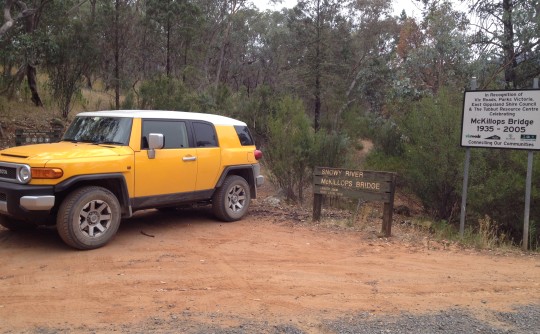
[{"left": 76, "top": 110, "right": 247, "bottom": 126}]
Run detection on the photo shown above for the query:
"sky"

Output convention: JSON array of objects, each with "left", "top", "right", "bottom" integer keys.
[{"left": 251, "top": 0, "right": 426, "bottom": 17}]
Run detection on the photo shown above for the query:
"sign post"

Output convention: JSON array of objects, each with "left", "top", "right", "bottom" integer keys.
[
  {"left": 460, "top": 77, "right": 477, "bottom": 237},
  {"left": 461, "top": 84, "right": 540, "bottom": 250},
  {"left": 313, "top": 167, "right": 396, "bottom": 237},
  {"left": 523, "top": 78, "right": 539, "bottom": 250}
]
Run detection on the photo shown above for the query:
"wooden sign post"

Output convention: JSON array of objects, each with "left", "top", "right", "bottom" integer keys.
[{"left": 313, "top": 167, "right": 397, "bottom": 237}]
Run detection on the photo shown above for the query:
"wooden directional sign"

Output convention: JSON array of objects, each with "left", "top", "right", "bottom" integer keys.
[
  {"left": 313, "top": 167, "right": 395, "bottom": 201},
  {"left": 313, "top": 167, "right": 397, "bottom": 237}
]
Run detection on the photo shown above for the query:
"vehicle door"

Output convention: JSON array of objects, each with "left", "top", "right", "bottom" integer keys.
[
  {"left": 192, "top": 121, "right": 221, "bottom": 191},
  {"left": 134, "top": 119, "right": 197, "bottom": 199}
]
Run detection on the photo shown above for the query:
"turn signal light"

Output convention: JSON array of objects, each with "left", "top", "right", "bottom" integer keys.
[
  {"left": 32, "top": 168, "right": 63, "bottom": 179},
  {"left": 254, "top": 149, "right": 263, "bottom": 160}
]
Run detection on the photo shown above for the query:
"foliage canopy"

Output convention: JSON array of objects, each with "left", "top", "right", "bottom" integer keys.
[{"left": 1, "top": 0, "right": 539, "bottom": 248}]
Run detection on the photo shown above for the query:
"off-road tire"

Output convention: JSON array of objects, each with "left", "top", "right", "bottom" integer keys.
[
  {"left": 0, "top": 216, "right": 37, "bottom": 231},
  {"left": 212, "top": 175, "right": 251, "bottom": 222},
  {"left": 57, "top": 186, "right": 121, "bottom": 250}
]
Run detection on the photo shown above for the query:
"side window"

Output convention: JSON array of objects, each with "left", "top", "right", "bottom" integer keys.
[
  {"left": 141, "top": 120, "right": 189, "bottom": 149},
  {"left": 193, "top": 122, "right": 218, "bottom": 147},
  {"left": 234, "top": 125, "right": 254, "bottom": 146}
]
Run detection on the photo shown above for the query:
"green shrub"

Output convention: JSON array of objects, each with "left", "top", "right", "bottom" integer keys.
[
  {"left": 467, "top": 149, "right": 540, "bottom": 248},
  {"left": 399, "top": 88, "right": 464, "bottom": 220},
  {"left": 139, "top": 76, "right": 193, "bottom": 111},
  {"left": 311, "top": 130, "right": 350, "bottom": 169},
  {"left": 121, "top": 91, "right": 136, "bottom": 110},
  {"left": 264, "top": 95, "right": 314, "bottom": 202}
]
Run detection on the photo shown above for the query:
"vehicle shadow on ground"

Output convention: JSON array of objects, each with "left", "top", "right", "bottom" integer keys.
[
  {"left": 0, "top": 225, "right": 66, "bottom": 251},
  {"left": 0, "top": 206, "right": 220, "bottom": 251},
  {"left": 115, "top": 206, "right": 222, "bottom": 237}
]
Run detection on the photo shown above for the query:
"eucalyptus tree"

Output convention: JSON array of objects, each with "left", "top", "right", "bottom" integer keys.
[
  {"left": 44, "top": 0, "right": 100, "bottom": 117},
  {"left": 469, "top": 0, "right": 540, "bottom": 88},
  {"left": 287, "top": 0, "right": 347, "bottom": 132},
  {"left": 145, "top": 0, "right": 201, "bottom": 79},
  {"left": 341, "top": 0, "right": 398, "bottom": 116},
  {"left": 394, "top": 1, "right": 471, "bottom": 96},
  {"left": 248, "top": 10, "right": 295, "bottom": 93},
  {"left": 0, "top": 0, "right": 53, "bottom": 107},
  {"left": 212, "top": 0, "right": 248, "bottom": 88},
  {"left": 92, "top": 0, "right": 141, "bottom": 109}
]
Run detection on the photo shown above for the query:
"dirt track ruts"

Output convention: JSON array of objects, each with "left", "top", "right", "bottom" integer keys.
[{"left": 0, "top": 206, "right": 539, "bottom": 333}]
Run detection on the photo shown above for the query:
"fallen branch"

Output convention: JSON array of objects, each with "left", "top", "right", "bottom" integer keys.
[{"left": 140, "top": 231, "right": 155, "bottom": 238}]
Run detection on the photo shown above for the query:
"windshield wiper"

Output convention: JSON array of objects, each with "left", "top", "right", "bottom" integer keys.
[
  {"left": 63, "top": 139, "right": 101, "bottom": 144},
  {"left": 94, "top": 141, "right": 125, "bottom": 145},
  {"left": 62, "top": 138, "right": 85, "bottom": 143}
]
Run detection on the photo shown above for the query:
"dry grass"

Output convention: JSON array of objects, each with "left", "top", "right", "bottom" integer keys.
[{"left": 0, "top": 82, "right": 119, "bottom": 148}]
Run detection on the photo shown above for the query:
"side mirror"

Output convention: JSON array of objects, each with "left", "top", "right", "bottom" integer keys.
[{"left": 147, "top": 133, "right": 164, "bottom": 159}]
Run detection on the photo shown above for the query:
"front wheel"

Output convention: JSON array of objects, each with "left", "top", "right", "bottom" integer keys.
[
  {"left": 212, "top": 175, "right": 251, "bottom": 222},
  {"left": 57, "top": 186, "right": 121, "bottom": 250}
]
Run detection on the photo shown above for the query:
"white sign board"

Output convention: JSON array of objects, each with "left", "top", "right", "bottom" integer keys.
[{"left": 461, "top": 90, "right": 540, "bottom": 150}]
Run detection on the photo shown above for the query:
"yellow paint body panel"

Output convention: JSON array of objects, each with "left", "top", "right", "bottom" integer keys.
[
  {"left": 134, "top": 148, "right": 197, "bottom": 197},
  {"left": 215, "top": 125, "right": 256, "bottom": 166},
  {"left": 0, "top": 112, "right": 260, "bottom": 205},
  {"left": 195, "top": 147, "right": 221, "bottom": 191},
  {"left": 0, "top": 142, "right": 135, "bottom": 192}
]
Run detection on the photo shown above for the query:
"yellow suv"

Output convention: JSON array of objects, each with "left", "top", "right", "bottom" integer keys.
[{"left": 0, "top": 110, "right": 263, "bottom": 249}]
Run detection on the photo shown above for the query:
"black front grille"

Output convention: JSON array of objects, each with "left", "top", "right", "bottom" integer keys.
[
  {"left": 0, "top": 193, "right": 6, "bottom": 201},
  {"left": 0, "top": 166, "right": 16, "bottom": 180}
]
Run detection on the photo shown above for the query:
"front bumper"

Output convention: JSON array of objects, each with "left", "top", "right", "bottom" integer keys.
[{"left": 0, "top": 182, "right": 55, "bottom": 222}]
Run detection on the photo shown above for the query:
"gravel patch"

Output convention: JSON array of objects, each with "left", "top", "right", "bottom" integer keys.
[
  {"left": 7, "top": 304, "right": 539, "bottom": 334},
  {"left": 322, "top": 305, "right": 540, "bottom": 334}
]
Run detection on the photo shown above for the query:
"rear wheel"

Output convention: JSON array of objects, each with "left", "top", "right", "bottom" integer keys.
[
  {"left": 57, "top": 186, "right": 121, "bottom": 250},
  {"left": 212, "top": 175, "right": 251, "bottom": 222},
  {"left": 0, "top": 216, "right": 37, "bottom": 231}
]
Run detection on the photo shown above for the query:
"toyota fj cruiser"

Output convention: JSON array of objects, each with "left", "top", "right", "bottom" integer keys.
[{"left": 0, "top": 110, "right": 263, "bottom": 249}]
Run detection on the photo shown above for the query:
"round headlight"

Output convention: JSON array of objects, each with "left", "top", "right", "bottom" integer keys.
[{"left": 18, "top": 166, "right": 31, "bottom": 183}]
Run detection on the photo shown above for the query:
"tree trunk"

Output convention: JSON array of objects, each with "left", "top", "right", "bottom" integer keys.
[
  {"left": 314, "top": 74, "right": 321, "bottom": 132},
  {"left": 502, "top": 0, "right": 517, "bottom": 89},
  {"left": 215, "top": 21, "right": 231, "bottom": 88},
  {"left": 313, "top": 0, "right": 322, "bottom": 132},
  {"left": 3, "top": 64, "right": 25, "bottom": 99},
  {"left": 114, "top": 0, "right": 120, "bottom": 109},
  {"left": 21, "top": 1, "right": 44, "bottom": 107},
  {"left": 26, "top": 64, "right": 42, "bottom": 106},
  {"left": 166, "top": 16, "right": 171, "bottom": 77},
  {"left": 182, "top": 38, "right": 190, "bottom": 83}
]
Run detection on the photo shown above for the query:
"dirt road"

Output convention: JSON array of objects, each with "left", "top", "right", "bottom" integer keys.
[{"left": 0, "top": 205, "right": 539, "bottom": 333}]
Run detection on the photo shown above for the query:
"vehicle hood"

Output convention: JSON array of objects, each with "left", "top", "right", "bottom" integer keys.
[{"left": 0, "top": 142, "right": 133, "bottom": 162}]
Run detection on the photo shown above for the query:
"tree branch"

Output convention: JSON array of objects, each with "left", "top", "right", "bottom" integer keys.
[
  {"left": 515, "top": 40, "right": 540, "bottom": 58},
  {"left": 67, "top": 0, "right": 89, "bottom": 15},
  {"left": 0, "top": 0, "right": 34, "bottom": 38},
  {"left": 0, "top": 0, "right": 17, "bottom": 37}
]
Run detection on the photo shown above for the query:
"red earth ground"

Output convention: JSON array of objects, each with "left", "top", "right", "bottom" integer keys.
[{"left": 0, "top": 188, "right": 539, "bottom": 332}]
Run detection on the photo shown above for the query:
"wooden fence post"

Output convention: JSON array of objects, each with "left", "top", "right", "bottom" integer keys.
[
  {"left": 313, "top": 193, "right": 322, "bottom": 222},
  {"left": 380, "top": 173, "right": 396, "bottom": 237}
]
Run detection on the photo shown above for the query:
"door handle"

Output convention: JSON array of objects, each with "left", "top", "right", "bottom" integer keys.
[{"left": 182, "top": 156, "right": 197, "bottom": 161}]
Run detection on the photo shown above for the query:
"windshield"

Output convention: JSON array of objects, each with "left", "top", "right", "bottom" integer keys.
[{"left": 62, "top": 116, "right": 132, "bottom": 145}]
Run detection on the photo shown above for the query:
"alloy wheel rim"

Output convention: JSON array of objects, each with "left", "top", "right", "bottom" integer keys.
[
  {"left": 78, "top": 199, "right": 112, "bottom": 237},
  {"left": 227, "top": 185, "right": 246, "bottom": 212}
]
